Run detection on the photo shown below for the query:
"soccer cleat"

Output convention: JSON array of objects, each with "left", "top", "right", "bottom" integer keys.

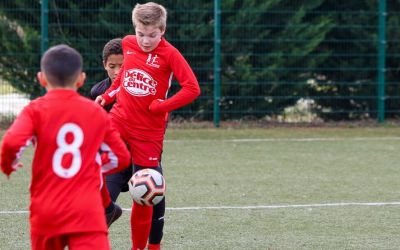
[{"left": 106, "top": 203, "right": 123, "bottom": 227}]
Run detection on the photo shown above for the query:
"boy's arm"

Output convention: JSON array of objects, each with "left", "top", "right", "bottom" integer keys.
[
  {"left": 98, "top": 64, "right": 125, "bottom": 105},
  {"left": 98, "top": 119, "right": 130, "bottom": 175},
  {"left": 1, "top": 106, "right": 34, "bottom": 177},
  {"left": 149, "top": 50, "right": 201, "bottom": 113},
  {"left": 90, "top": 80, "right": 106, "bottom": 100}
]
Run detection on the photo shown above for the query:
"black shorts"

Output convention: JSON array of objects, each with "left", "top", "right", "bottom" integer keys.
[
  {"left": 133, "top": 164, "right": 163, "bottom": 175},
  {"left": 106, "top": 165, "right": 133, "bottom": 192}
]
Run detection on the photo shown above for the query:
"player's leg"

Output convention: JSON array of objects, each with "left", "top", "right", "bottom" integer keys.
[
  {"left": 130, "top": 167, "right": 165, "bottom": 250},
  {"left": 68, "top": 231, "right": 110, "bottom": 250},
  {"left": 131, "top": 196, "right": 154, "bottom": 250},
  {"left": 31, "top": 233, "right": 67, "bottom": 250},
  {"left": 101, "top": 179, "right": 122, "bottom": 227},
  {"left": 129, "top": 139, "right": 163, "bottom": 249},
  {"left": 141, "top": 164, "right": 165, "bottom": 250},
  {"left": 106, "top": 114, "right": 132, "bottom": 202},
  {"left": 148, "top": 114, "right": 168, "bottom": 250},
  {"left": 148, "top": 197, "right": 165, "bottom": 249},
  {"left": 106, "top": 166, "right": 133, "bottom": 202},
  {"left": 131, "top": 164, "right": 159, "bottom": 250}
]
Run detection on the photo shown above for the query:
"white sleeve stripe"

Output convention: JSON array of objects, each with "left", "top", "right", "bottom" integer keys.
[
  {"left": 95, "top": 152, "right": 101, "bottom": 166},
  {"left": 99, "top": 143, "right": 119, "bottom": 173},
  {"left": 165, "top": 72, "right": 173, "bottom": 99},
  {"left": 12, "top": 138, "right": 32, "bottom": 169},
  {"left": 107, "top": 87, "right": 120, "bottom": 98}
]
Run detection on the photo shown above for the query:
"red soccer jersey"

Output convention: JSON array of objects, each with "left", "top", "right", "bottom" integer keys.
[
  {"left": 0, "top": 89, "right": 130, "bottom": 236},
  {"left": 102, "top": 35, "right": 201, "bottom": 140}
]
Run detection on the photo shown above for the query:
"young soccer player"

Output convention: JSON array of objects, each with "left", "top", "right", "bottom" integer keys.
[
  {"left": 92, "top": 37, "right": 168, "bottom": 242},
  {"left": 90, "top": 38, "right": 124, "bottom": 111},
  {"left": 95, "top": 2, "right": 201, "bottom": 249},
  {"left": 0, "top": 44, "right": 131, "bottom": 250},
  {"left": 90, "top": 38, "right": 126, "bottom": 227}
]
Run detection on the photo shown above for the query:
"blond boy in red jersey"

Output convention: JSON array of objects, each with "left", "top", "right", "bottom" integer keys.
[
  {"left": 95, "top": 2, "right": 201, "bottom": 249},
  {"left": 1, "top": 44, "right": 130, "bottom": 250}
]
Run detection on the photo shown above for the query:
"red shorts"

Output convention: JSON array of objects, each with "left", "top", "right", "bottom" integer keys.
[
  {"left": 129, "top": 138, "right": 163, "bottom": 166},
  {"left": 31, "top": 231, "right": 110, "bottom": 250},
  {"left": 110, "top": 116, "right": 163, "bottom": 167}
]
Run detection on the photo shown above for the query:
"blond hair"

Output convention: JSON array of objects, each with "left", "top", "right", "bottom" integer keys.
[{"left": 132, "top": 2, "right": 167, "bottom": 31}]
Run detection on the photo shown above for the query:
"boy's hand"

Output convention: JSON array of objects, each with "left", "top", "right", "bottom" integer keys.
[
  {"left": 1, "top": 161, "right": 23, "bottom": 178},
  {"left": 95, "top": 96, "right": 106, "bottom": 106},
  {"left": 149, "top": 99, "right": 165, "bottom": 114}
]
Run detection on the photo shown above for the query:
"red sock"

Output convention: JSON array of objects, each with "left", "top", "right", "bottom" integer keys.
[
  {"left": 131, "top": 202, "right": 153, "bottom": 250},
  {"left": 147, "top": 243, "right": 161, "bottom": 250},
  {"left": 100, "top": 178, "right": 111, "bottom": 208}
]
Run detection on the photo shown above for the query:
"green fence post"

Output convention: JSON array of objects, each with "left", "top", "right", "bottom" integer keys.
[
  {"left": 213, "top": 0, "right": 221, "bottom": 127},
  {"left": 40, "top": 0, "right": 49, "bottom": 96},
  {"left": 377, "top": 0, "right": 386, "bottom": 122},
  {"left": 40, "top": 0, "right": 49, "bottom": 56}
]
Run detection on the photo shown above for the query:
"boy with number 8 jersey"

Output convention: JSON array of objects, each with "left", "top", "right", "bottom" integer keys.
[
  {"left": 0, "top": 44, "right": 130, "bottom": 250},
  {"left": 95, "top": 2, "right": 201, "bottom": 249}
]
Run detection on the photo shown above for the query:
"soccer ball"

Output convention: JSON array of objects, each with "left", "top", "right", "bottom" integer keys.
[{"left": 128, "top": 168, "right": 166, "bottom": 206}]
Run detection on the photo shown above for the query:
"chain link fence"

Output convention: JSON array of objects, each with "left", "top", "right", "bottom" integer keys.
[{"left": 0, "top": 1, "right": 399, "bottom": 126}]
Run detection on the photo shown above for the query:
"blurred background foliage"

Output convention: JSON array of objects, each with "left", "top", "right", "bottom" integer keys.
[{"left": 0, "top": 0, "right": 399, "bottom": 122}]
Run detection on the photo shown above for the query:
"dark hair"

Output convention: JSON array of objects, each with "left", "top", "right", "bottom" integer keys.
[
  {"left": 102, "top": 38, "right": 122, "bottom": 62},
  {"left": 41, "top": 44, "right": 83, "bottom": 87}
]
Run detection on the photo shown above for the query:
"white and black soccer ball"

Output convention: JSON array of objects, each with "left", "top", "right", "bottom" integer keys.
[{"left": 128, "top": 168, "right": 166, "bottom": 206}]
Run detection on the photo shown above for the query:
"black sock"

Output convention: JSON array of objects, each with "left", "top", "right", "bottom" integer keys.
[
  {"left": 149, "top": 197, "right": 165, "bottom": 244},
  {"left": 105, "top": 202, "right": 115, "bottom": 214}
]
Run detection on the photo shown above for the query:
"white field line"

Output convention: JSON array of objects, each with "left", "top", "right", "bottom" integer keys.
[
  {"left": 165, "top": 137, "right": 400, "bottom": 143},
  {"left": 2, "top": 201, "right": 400, "bottom": 214},
  {"left": 161, "top": 202, "right": 400, "bottom": 211}
]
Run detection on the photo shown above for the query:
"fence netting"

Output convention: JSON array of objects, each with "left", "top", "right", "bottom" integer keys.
[{"left": 0, "top": 1, "right": 399, "bottom": 125}]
